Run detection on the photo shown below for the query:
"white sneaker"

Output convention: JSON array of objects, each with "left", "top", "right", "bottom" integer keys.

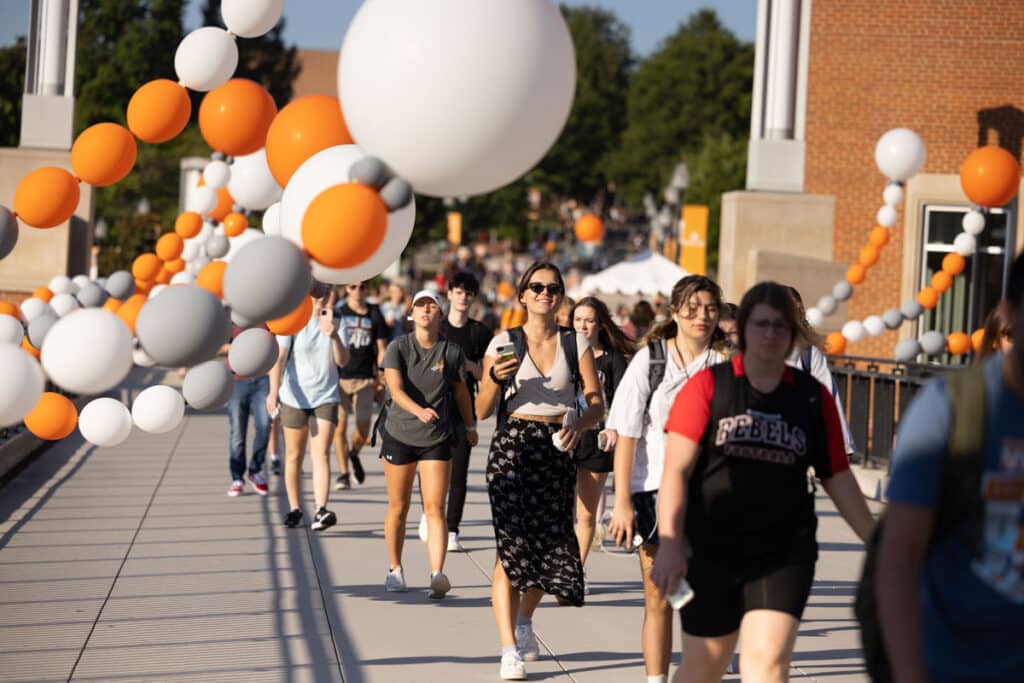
[
  {"left": 499, "top": 650, "right": 526, "bottom": 680},
  {"left": 447, "top": 531, "right": 464, "bottom": 552},
  {"left": 428, "top": 571, "right": 451, "bottom": 600},
  {"left": 514, "top": 622, "right": 540, "bottom": 661},
  {"left": 385, "top": 567, "right": 407, "bottom": 593},
  {"left": 418, "top": 513, "right": 428, "bottom": 542}
]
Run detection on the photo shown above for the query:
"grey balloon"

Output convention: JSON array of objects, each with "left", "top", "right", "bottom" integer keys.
[
  {"left": 380, "top": 176, "right": 413, "bottom": 211},
  {"left": 223, "top": 236, "right": 312, "bottom": 323},
  {"left": 900, "top": 299, "right": 924, "bottom": 321},
  {"left": 76, "top": 282, "right": 109, "bottom": 308},
  {"left": 105, "top": 270, "right": 135, "bottom": 300},
  {"left": 182, "top": 360, "right": 234, "bottom": 410},
  {"left": 831, "top": 280, "right": 853, "bottom": 303},
  {"left": 920, "top": 330, "right": 947, "bottom": 356},
  {"left": 228, "top": 327, "right": 278, "bottom": 378},
  {"left": 135, "top": 285, "right": 231, "bottom": 367},
  {"left": 817, "top": 295, "right": 837, "bottom": 316},
  {"left": 0, "top": 205, "right": 18, "bottom": 260},
  {"left": 230, "top": 307, "right": 255, "bottom": 328},
  {"left": 27, "top": 312, "right": 57, "bottom": 349},
  {"left": 894, "top": 338, "right": 922, "bottom": 363},
  {"left": 205, "top": 234, "right": 230, "bottom": 259},
  {"left": 881, "top": 308, "right": 904, "bottom": 330},
  {"left": 350, "top": 156, "right": 388, "bottom": 189}
]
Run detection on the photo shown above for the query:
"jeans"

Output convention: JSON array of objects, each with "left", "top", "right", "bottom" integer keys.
[
  {"left": 446, "top": 422, "right": 471, "bottom": 533},
  {"left": 228, "top": 376, "right": 270, "bottom": 481}
]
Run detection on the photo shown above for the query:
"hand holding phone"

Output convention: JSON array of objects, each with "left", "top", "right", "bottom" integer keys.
[{"left": 491, "top": 343, "right": 518, "bottom": 382}]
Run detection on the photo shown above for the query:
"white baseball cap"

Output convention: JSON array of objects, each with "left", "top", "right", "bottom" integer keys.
[{"left": 411, "top": 289, "right": 442, "bottom": 307}]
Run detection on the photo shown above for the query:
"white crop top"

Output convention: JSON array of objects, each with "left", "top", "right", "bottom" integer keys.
[{"left": 486, "top": 330, "right": 590, "bottom": 417}]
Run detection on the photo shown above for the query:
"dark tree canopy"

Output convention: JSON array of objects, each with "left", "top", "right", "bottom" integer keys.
[{"left": 0, "top": 38, "right": 26, "bottom": 148}]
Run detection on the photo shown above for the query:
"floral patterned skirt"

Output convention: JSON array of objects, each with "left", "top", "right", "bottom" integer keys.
[{"left": 486, "top": 417, "right": 584, "bottom": 606}]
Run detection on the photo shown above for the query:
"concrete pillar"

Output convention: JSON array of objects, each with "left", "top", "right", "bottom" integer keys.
[{"left": 21, "top": 0, "right": 78, "bottom": 150}]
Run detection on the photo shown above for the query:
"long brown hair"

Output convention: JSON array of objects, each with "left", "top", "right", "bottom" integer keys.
[
  {"left": 978, "top": 305, "right": 1009, "bottom": 361},
  {"left": 737, "top": 281, "right": 816, "bottom": 356},
  {"left": 642, "top": 275, "right": 724, "bottom": 346},
  {"left": 787, "top": 286, "right": 824, "bottom": 350},
  {"left": 571, "top": 296, "right": 636, "bottom": 356}
]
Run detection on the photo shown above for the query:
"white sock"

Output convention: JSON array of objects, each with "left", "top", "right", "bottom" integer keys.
[
  {"left": 647, "top": 676, "right": 668, "bottom": 683},
  {"left": 502, "top": 644, "right": 517, "bottom": 656}
]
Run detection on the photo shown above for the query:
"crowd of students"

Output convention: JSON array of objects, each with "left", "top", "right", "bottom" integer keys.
[{"left": 223, "top": 253, "right": 1024, "bottom": 683}]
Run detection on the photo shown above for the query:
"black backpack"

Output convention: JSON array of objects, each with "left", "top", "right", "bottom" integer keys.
[
  {"left": 644, "top": 339, "right": 667, "bottom": 423},
  {"left": 854, "top": 365, "right": 987, "bottom": 682},
  {"left": 495, "top": 326, "right": 581, "bottom": 431}
]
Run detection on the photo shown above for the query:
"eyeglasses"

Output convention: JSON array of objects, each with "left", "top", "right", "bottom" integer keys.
[
  {"left": 749, "top": 319, "right": 791, "bottom": 334},
  {"left": 526, "top": 282, "right": 563, "bottom": 296}
]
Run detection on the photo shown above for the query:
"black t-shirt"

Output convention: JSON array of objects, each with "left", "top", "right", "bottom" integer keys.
[
  {"left": 441, "top": 317, "right": 492, "bottom": 397},
  {"left": 594, "top": 349, "right": 627, "bottom": 410},
  {"left": 336, "top": 302, "right": 389, "bottom": 379}
]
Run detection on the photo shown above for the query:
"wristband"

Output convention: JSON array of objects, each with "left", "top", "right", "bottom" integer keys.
[{"left": 489, "top": 366, "right": 501, "bottom": 383}]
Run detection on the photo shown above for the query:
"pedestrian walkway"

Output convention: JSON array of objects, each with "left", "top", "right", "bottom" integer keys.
[{"left": 0, "top": 399, "right": 879, "bottom": 682}]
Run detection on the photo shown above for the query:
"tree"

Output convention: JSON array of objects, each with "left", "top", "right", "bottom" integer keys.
[
  {"left": 683, "top": 132, "right": 747, "bottom": 272},
  {"left": 0, "top": 38, "right": 26, "bottom": 148}
]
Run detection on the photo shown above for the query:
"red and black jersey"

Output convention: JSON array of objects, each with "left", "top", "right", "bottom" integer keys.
[{"left": 666, "top": 355, "right": 848, "bottom": 572}]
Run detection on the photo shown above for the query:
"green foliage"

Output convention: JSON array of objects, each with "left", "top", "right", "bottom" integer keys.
[
  {"left": 683, "top": 132, "right": 747, "bottom": 272},
  {"left": 0, "top": 38, "right": 26, "bottom": 148}
]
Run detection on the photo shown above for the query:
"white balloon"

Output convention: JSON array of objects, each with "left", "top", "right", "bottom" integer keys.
[
  {"left": 188, "top": 186, "right": 218, "bottom": 216},
  {"left": 196, "top": 221, "right": 215, "bottom": 243},
  {"left": 221, "top": 0, "right": 284, "bottom": 38},
  {"left": 338, "top": 0, "right": 576, "bottom": 197},
  {"left": 72, "top": 274, "right": 91, "bottom": 290},
  {"left": 227, "top": 149, "right": 282, "bottom": 210},
  {"left": 962, "top": 209, "right": 986, "bottom": 236},
  {"left": 874, "top": 128, "right": 926, "bottom": 181},
  {"left": 876, "top": 205, "right": 898, "bottom": 228},
  {"left": 49, "top": 293, "right": 80, "bottom": 317},
  {"left": 863, "top": 315, "right": 886, "bottom": 337},
  {"left": 48, "top": 275, "right": 76, "bottom": 295},
  {"left": 203, "top": 160, "right": 231, "bottom": 190},
  {"left": 805, "top": 307, "right": 824, "bottom": 328},
  {"left": 841, "top": 320, "right": 866, "bottom": 343},
  {"left": 181, "top": 238, "right": 201, "bottom": 262},
  {"left": 41, "top": 309, "right": 133, "bottom": 395},
  {"left": 170, "top": 271, "right": 195, "bottom": 286},
  {"left": 0, "top": 344, "right": 44, "bottom": 427},
  {"left": 174, "top": 27, "right": 238, "bottom": 92},
  {"left": 133, "top": 345, "right": 156, "bottom": 367},
  {"left": 262, "top": 202, "right": 281, "bottom": 236},
  {"left": 280, "top": 144, "right": 416, "bottom": 283},
  {"left": 0, "top": 314, "right": 22, "bottom": 345},
  {"left": 225, "top": 228, "right": 265, "bottom": 262},
  {"left": 20, "top": 297, "right": 52, "bottom": 323},
  {"left": 131, "top": 385, "right": 185, "bottom": 434},
  {"left": 78, "top": 397, "right": 133, "bottom": 448},
  {"left": 954, "top": 232, "right": 977, "bottom": 256},
  {"left": 882, "top": 183, "right": 904, "bottom": 206},
  {"left": 148, "top": 284, "right": 168, "bottom": 299}
]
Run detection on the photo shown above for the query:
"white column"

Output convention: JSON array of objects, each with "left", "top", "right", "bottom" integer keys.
[
  {"left": 20, "top": 0, "right": 77, "bottom": 149},
  {"left": 764, "top": 0, "right": 801, "bottom": 140}
]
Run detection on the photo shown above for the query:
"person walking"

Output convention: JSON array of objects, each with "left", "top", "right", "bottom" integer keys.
[
  {"left": 651, "top": 281, "right": 874, "bottom": 683},
  {"left": 476, "top": 261, "right": 604, "bottom": 680},
  {"left": 226, "top": 323, "right": 271, "bottom": 497},
  {"left": 334, "top": 281, "right": 389, "bottom": 490},
  {"left": 267, "top": 289, "right": 350, "bottom": 531},
  {"left": 606, "top": 275, "right": 727, "bottom": 683},
  {"left": 380, "top": 279, "right": 411, "bottom": 342},
  {"left": 377, "top": 289, "right": 477, "bottom": 599}
]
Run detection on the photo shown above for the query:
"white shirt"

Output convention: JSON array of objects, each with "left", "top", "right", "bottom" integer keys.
[
  {"left": 485, "top": 330, "right": 590, "bottom": 417},
  {"left": 608, "top": 342, "right": 724, "bottom": 493}
]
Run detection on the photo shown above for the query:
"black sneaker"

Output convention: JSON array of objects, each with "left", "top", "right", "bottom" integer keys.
[
  {"left": 270, "top": 457, "right": 282, "bottom": 476},
  {"left": 284, "top": 509, "right": 304, "bottom": 528},
  {"left": 311, "top": 507, "right": 337, "bottom": 532},
  {"left": 334, "top": 474, "right": 351, "bottom": 491},
  {"left": 350, "top": 454, "right": 365, "bottom": 484}
]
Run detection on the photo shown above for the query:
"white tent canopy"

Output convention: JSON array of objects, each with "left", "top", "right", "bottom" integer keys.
[{"left": 571, "top": 250, "right": 690, "bottom": 298}]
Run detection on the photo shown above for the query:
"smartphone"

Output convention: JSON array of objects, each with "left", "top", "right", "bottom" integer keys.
[
  {"left": 494, "top": 343, "right": 516, "bottom": 363},
  {"left": 597, "top": 431, "right": 609, "bottom": 451}
]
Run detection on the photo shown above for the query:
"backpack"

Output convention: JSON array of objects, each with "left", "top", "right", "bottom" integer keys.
[
  {"left": 854, "top": 365, "right": 987, "bottom": 682},
  {"left": 494, "top": 326, "right": 581, "bottom": 431},
  {"left": 370, "top": 335, "right": 463, "bottom": 447},
  {"left": 644, "top": 339, "right": 667, "bottom": 423}
]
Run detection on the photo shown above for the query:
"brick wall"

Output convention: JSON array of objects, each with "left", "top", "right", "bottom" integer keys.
[{"left": 804, "top": 0, "right": 1024, "bottom": 356}]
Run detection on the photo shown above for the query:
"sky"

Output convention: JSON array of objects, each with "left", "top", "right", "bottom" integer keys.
[{"left": 0, "top": 1, "right": 755, "bottom": 55}]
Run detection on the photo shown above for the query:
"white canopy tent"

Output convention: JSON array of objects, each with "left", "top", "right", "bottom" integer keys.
[{"left": 570, "top": 250, "right": 690, "bottom": 299}]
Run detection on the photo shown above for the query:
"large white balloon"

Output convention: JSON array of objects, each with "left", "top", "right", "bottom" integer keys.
[
  {"left": 262, "top": 202, "right": 281, "bottom": 236},
  {"left": 0, "top": 345, "right": 44, "bottom": 427},
  {"left": 174, "top": 27, "right": 238, "bottom": 92},
  {"left": 874, "top": 128, "right": 926, "bottom": 182},
  {"left": 227, "top": 149, "right": 282, "bottom": 211},
  {"left": 221, "top": 0, "right": 284, "bottom": 38},
  {"left": 78, "top": 397, "right": 133, "bottom": 448},
  {"left": 187, "top": 186, "right": 218, "bottom": 216},
  {"left": 338, "top": 0, "right": 576, "bottom": 197},
  {"left": 132, "top": 385, "right": 185, "bottom": 434},
  {"left": 203, "top": 160, "right": 231, "bottom": 190},
  {"left": 41, "top": 309, "right": 134, "bottom": 395},
  {"left": 280, "top": 145, "right": 416, "bottom": 283}
]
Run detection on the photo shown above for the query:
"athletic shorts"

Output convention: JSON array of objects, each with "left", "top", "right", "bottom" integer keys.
[
  {"left": 379, "top": 426, "right": 451, "bottom": 466},
  {"left": 280, "top": 402, "right": 339, "bottom": 429},
  {"left": 575, "top": 430, "right": 613, "bottom": 473},
  {"left": 338, "top": 377, "right": 375, "bottom": 423},
  {"left": 680, "top": 559, "right": 816, "bottom": 637},
  {"left": 631, "top": 490, "right": 659, "bottom": 546}
]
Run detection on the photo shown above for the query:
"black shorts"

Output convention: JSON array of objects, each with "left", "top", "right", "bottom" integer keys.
[
  {"left": 379, "top": 427, "right": 452, "bottom": 466},
  {"left": 680, "top": 560, "right": 816, "bottom": 637},
  {"left": 575, "top": 430, "right": 612, "bottom": 473},
  {"left": 631, "top": 490, "right": 659, "bottom": 546}
]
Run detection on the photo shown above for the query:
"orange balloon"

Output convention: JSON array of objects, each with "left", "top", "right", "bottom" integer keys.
[
  {"left": 175, "top": 212, "right": 204, "bottom": 239},
  {"left": 858, "top": 244, "right": 880, "bottom": 267},
  {"left": 156, "top": 233, "right": 184, "bottom": 261},
  {"left": 127, "top": 79, "right": 191, "bottom": 143},
  {"left": 14, "top": 166, "right": 80, "bottom": 228},
  {"left": 946, "top": 332, "right": 971, "bottom": 356},
  {"left": 0, "top": 301, "right": 20, "bottom": 319},
  {"left": 574, "top": 215, "right": 605, "bottom": 242},
  {"left": 846, "top": 263, "right": 867, "bottom": 285},
  {"left": 103, "top": 297, "right": 122, "bottom": 313},
  {"left": 25, "top": 392, "right": 78, "bottom": 440},
  {"left": 223, "top": 211, "right": 248, "bottom": 237},
  {"left": 931, "top": 271, "right": 953, "bottom": 293},
  {"left": 210, "top": 187, "right": 234, "bottom": 223},
  {"left": 21, "top": 336, "right": 40, "bottom": 358},
  {"left": 267, "top": 296, "right": 313, "bottom": 335},
  {"left": 825, "top": 331, "right": 847, "bottom": 355},
  {"left": 960, "top": 145, "right": 1020, "bottom": 208},
  {"left": 196, "top": 260, "right": 227, "bottom": 299},
  {"left": 71, "top": 123, "right": 137, "bottom": 187},
  {"left": 198, "top": 78, "right": 277, "bottom": 157},
  {"left": 116, "top": 294, "right": 147, "bottom": 334},
  {"left": 301, "top": 184, "right": 386, "bottom": 268},
  {"left": 971, "top": 328, "right": 986, "bottom": 353},
  {"left": 265, "top": 95, "right": 353, "bottom": 187},
  {"left": 164, "top": 258, "right": 185, "bottom": 275},
  {"left": 154, "top": 268, "right": 173, "bottom": 285},
  {"left": 132, "top": 253, "right": 162, "bottom": 281},
  {"left": 942, "top": 252, "right": 966, "bottom": 276},
  {"left": 32, "top": 287, "right": 53, "bottom": 303},
  {"left": 869, "top": 226, "right": 890, "bottom": 248},
  {"left": 917, "top": 287, "right": 939, "bottom": 309},
  {"left": 134, "top": 278, "right": 153, "bottom": 295}
]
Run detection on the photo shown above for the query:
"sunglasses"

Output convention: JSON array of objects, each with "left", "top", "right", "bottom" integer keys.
[{"left": 526, "top": 282, "right": 563, "bottom": 296}]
